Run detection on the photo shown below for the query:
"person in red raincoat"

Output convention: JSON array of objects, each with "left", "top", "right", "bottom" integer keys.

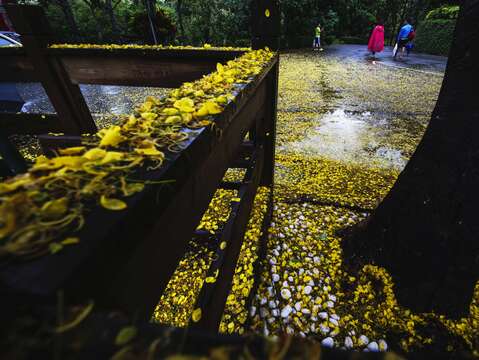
[{"left": 368, "top": 19, "right": 385, "bottom": 57}]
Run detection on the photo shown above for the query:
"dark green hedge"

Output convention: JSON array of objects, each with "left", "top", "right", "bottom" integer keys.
[{"left": 414, "top": 19, "right": 456, "bottom": 56}]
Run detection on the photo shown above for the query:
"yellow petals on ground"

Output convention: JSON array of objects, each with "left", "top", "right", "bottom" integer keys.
[{"left": 100, "top": 195, "right": 127, "bottom": 211}]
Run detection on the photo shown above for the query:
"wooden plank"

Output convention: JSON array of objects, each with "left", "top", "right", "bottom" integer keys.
[
  {"left": 0, "top": 113, "right": 60, "bottom": 134},
  {"left": 0, "top": 47, "right": 245, "bottom": 85},
  {"left": 191, "top": 145, "right": 264, "bottom": 331},
  {"left": 259, "top": 57, "right": 279, "bottom": 186},
  {"left": 60, "top": 56, "right": 220, "bottom": 88}
]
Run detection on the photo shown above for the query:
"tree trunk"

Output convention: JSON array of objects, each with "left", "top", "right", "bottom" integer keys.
[
  {"left": 104, "top": 0, "right": 121, "bottom": 38},
  {"left": 176, "top": 0, "right": 185, "bottom": 41},
  {"left": 347, "top": 0, "right": 479, "bottom": 318},
  {"left": 55, "top": 0, "right": 80, "bottom": 41}
]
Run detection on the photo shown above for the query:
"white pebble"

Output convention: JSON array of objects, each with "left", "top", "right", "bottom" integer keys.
[
  {"left": 378, "top": 339, "right": 388, "bottom": 351},
  {"left": 260, "top": 298, "right": 267, "bottom": 305},
  {"left": 367, "top": 342, "right": 379, "bottom": 352},
  {"left": 249, "top": 306, "right": 256, "bottom": 317},
  {"left": 319, "top": 324, "right": 330, "bottom": 335},
  {"left": 271, "top": 309, "right": 279, "bottom": 317},
  {"left": 329, "top": 318, "right": 339, "bottom": 327},
  {"left": 301, "top": 308, "right": 311, "bottom": 315},
  {"left": 358, "top": 335, "right": 369, "bottom": 346},
  {"left": 331, "top": 313, "right": 340, "bottom": 321},
  {"left": 318, "top": 312, "right": 328, "bottom": 320},
  {"left": 294, "top": 302, "right": 302, "bottom": 311},
  {"left": 260, "top": 308, "right": 269, "bottom": 318},
  {"left": 299, "top": 268, "right": 305, "bottom": 275},
  {"left": 313, "top": 256, "right": 321, "bottom": 263},
  {"left": 281, "top": 305, "right": 293, "bottom": 318},
  {"left": 344, "top": 336, "right": 353, "bottom": 349},
  {"left": 281, "top": 288, "right": 292, "bottom": 300},
  {"left": 288, "top": 276, "right": 294, "bottom": 282},
  {"left": 272, "top": 273, "right": 280, "bottom": 282},
  {"left": 268, "top": 300, "right": 277, "bottom": 309},
  {"left": 328, "top": 294, "right": 337, "bottom": 302},
  {"left": 303, "top": 285, "right": 312, "bottom": 295},
  {"left": 326, "top": 301, "right": 334, "bottom": 308},
  {"left": 321, "top": 337, "right": 334, "bottom": 347}
]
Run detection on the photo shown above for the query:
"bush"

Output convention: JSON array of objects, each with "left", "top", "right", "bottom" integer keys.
[
  {"left": 426, "top": 5, "right": 460, "bottom": 20},
  {"left": 414, "top": 18, "right": 456, "bottom": 56}
]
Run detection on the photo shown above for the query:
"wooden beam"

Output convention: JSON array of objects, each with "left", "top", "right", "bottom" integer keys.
[{"left": 0, "top": 113, "right": 60, "bottom": 135}]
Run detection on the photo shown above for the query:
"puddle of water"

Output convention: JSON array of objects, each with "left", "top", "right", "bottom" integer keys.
[{"left": 285, "top": 108, "right": 407, "bottom": 169}]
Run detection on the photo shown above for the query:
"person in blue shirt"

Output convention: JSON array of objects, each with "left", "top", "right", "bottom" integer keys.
[{"left": 394, "top": 18, "right": 413, "bottom": 60}]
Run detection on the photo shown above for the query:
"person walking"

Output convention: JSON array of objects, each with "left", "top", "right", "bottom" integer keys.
[
  {"left": 394, "top": 18, "right": 413, "bottom": 60},
  {"left": 367, "top": 19, "right": 385, "bottom": 57},
  {"left": 313, "top": 23, "right": 323, "bottom": 51}
]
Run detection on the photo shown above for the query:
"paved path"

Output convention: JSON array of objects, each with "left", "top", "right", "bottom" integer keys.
[{"left": 325, "top": 44, "right": 447, "bottom": 74}]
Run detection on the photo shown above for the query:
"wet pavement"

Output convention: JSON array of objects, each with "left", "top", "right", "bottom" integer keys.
[{"left": 279, "top": 44, "right": 446, "bottom": 170}]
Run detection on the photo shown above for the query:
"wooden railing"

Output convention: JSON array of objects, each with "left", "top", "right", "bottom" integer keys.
[{"left": 0, "top": 4, "right": 278, "bottom": 333}]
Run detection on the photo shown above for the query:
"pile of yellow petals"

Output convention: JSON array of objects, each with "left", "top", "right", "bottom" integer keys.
[
  {"left": 50, "top": 43, "right": 252, "bottom": 52},
  {"left": 0, "top": 48, "right": 275, "bottom": 260}
]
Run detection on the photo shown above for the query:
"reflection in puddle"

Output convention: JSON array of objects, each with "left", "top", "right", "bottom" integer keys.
[{"left": 285, "top": 108, "right": 407, "bottom": 169}]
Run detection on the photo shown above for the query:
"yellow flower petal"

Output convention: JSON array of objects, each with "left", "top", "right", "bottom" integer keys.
[
  {"left": 135, "top": 147, "right": 164, "bottom": 157},
  {"left": 99, "top": 126, "right": 126, "bottom": 148},
  {"left": 173, "top": 97, "right": 195, "bottom": 113},
  {"left": 41, "top": 197, "right": 68, "bottom": 219},
  {"left": 192, "top": 308, "right": 202, "bottom": 322},
  {"left": 140, "top": 112, "right": 158, "bottom": 120},
  {"left": 83, "top": 148, "right": 106, "bottom": 161},
  {"left": 58, "top": 146, "right": 86, "bottom": 155},
  {"left": 100, "top": 151, "right": 124, "bottom": 164},
  {"left": 100, "top": 195, "right": 127, "bottom": 211}
]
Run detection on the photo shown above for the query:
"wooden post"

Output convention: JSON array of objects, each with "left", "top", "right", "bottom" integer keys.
[
  {"left": 5, "top": 5, "right": 97, "bottom": 134},
  {"left": 259, "top": 56, "right": 278, "bottom": 186},
  {"left": 250, "top": 0, "right": 281, "bottom": 50},
  {"left": 0, "top": 132, "right": 27, "bottom": 176}
]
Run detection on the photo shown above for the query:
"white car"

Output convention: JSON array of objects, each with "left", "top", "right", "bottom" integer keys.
[{"left": 0, "top": 31, "right": 21, "bottom": 47}]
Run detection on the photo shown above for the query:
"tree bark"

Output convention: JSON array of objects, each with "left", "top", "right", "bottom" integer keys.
[
  {"left": 176, "top": 0, "right": 185, "bottom": 41},
  {"left": 347, "top": 0, "right": 479, "bottom": 318},
  {"left": 104, "top": 0, "right": 121, "bottom": 38}
]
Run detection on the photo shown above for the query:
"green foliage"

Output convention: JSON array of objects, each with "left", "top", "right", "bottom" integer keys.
[
  {"left": 129, "top": 7, "right": 177, "bottom": 43},
  {"left": 414, "top": 18, "right": 456, "bottom": 56},
  {"left": 22, "top": 0, "right": 460, "bottom": 51},
  {"left": 426, "top": 5, "right": 460, "bottom": 20}
]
